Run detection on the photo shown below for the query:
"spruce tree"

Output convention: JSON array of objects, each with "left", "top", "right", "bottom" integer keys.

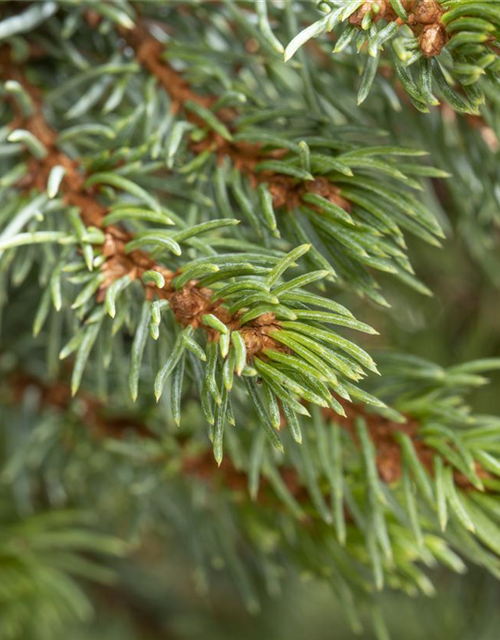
[{"left": 0, "top": 1, "right": 500, "bottom": 638}]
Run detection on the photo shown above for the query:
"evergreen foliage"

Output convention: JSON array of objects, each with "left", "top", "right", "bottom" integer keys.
[{"left": 0, "top": 1, "right": 499, "bottom": 638}]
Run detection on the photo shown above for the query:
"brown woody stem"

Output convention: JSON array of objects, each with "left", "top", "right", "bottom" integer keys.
[{"left": 349, "top": 1, "right": 448, "bottom": 58}]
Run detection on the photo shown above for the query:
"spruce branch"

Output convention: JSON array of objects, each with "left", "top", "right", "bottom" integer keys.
[
  {"left": 8, "top": 357, "right": 500, "bottom": 609},
  {"left": 7, "top": 367, "right": 491, "bottom": 500},
  {"left": 347, "top": 0, "right": 449, "bottom": 58},
  {"left": 118, "top": 16, "right": 444, "bottom": 302},
  {"left": 0, "top": 5, "right": 447, "bottom": 307},
  {"left": 0, "top": 42, "right": 385, "bottom": 459},
  {"left": 283, "top": 0, "right": 500, "bottom": 110}
]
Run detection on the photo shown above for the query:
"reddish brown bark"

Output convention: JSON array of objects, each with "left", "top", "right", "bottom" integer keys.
[{"left": 349, "top": 1, "right": 448, "bottom": 57}]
